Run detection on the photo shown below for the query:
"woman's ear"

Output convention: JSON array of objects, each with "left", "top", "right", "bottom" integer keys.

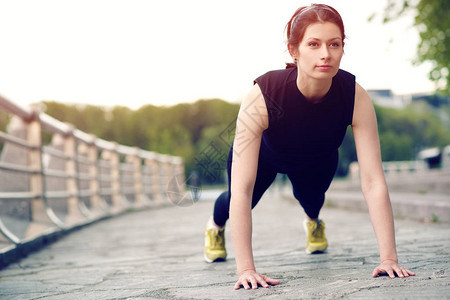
[{"left": 288, "top": 44, "right": 298, "bottom": 61}]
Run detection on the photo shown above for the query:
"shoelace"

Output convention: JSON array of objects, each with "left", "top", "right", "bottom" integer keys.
[
  {"left": 311, "top": 222, "right": 324, "bottom": 238},
  {"left": 210, "top": 230, "right": 224, "bottom": 249}
]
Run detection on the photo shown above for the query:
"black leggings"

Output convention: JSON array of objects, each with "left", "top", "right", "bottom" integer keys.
[{"left": 213, "top": 147, "right": 338, "bottom": 227}]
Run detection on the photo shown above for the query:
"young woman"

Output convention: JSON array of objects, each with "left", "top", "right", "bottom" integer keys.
[{"left": 204, "top": 4, "right": 415, "bottom": 290}]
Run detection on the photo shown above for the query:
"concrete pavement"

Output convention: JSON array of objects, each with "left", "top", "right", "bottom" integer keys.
[
  {"left": 0, "top": 188, "right": 449, "bottom": 299},
  {"left": 325, "top": 175, "right": 450, "bottom": 223}
]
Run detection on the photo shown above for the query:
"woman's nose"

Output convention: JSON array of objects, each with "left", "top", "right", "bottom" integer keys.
[{"left": 321, "top": 45, "right": 331, "bottom": 60}]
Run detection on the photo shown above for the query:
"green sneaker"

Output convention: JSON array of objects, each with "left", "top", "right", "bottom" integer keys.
[
  {"left": 204, "top": 226, "right": 227, "bottom": 263},
  {"left": 303, "top": 219, "right": 328, "bottom": 254}
]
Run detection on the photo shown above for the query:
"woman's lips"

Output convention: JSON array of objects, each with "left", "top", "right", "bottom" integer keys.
[{"left": 317, "top": 65, "right": 332, "bottom": 71}]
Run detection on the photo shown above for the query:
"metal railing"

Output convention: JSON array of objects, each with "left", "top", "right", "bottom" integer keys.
[{"left": 0, "top": 94, "right": 185, "bottom": 264}]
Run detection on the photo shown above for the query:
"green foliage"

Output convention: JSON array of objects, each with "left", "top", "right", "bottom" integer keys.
[
  {"left": 374, "top": 103, "right": 450, "bottom": 161},
  {"left": 38, "top": 98, "right": 450, "bottom": 182},
  {"left": 378, "top": 0, "right": 450, "bottom": 94},
  {"left": 431, "top": 213, "right": 440, "bottom": 223},
  {"left": 337, "top": 127, "right": 356, "bottom": 176},
  {"left": 41, "top": 101, "right": 110, "bottom": 138},
  {"left": 415, "top": 0, "right": 449, "bottom": 94},
  {"left": 41, "top": 99, "right": 239, "bottom": 184},
  {"left": 379, "top": 131, "right": 414, "bottom": 161}
]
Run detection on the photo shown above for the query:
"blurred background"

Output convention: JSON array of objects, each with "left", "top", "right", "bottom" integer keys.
[{"left": 1, "top": 0, "right": 449, "bottom": 186}]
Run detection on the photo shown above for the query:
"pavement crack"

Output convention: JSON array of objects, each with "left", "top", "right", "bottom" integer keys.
[{"left": 433, "top": 269, "right": 446, "bottom": 278}]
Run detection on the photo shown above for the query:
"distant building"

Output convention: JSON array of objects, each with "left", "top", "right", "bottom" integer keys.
[
  {"left": 418, "top": 146, "right": 450, "bottom": 169},
  {"left": 411, "top": 92, "right": 450, "bottom": 108},
  {"left": 417, "top": 147, "right": 441, "bottom": 169},
  {"left": 367, "top": 89, "right": 411, "bottom": 108}
]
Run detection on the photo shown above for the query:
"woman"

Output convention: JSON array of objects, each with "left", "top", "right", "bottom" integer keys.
[{"left": 204, "top": 4, "right": 415, "bottom": 290}]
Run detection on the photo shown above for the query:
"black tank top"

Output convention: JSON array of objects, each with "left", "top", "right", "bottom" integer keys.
[{"left": 254, "top": 67, "right": 355, "bottom": 172}]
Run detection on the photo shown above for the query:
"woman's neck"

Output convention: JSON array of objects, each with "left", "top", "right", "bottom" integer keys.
[{"left": 296, "top": 71, "right": 332, "bottom": 103}]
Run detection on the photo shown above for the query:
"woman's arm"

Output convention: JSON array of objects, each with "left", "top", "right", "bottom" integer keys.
[
  {"left": 352, "top": 83, "right": 415, "bottom": 278},
  {"left": 230, "top": 84, "right": 280, "bottom": 289}
]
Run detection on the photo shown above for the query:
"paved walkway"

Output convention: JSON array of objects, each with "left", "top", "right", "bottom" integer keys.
[{"left": 0, "top": 189, "right": 449, "bottom": 299}]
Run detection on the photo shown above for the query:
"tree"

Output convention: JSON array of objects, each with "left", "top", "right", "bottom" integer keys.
[
  {"left": 38, "top": 98, "right": 449, "bottom": 180},
  {"left": 103, "top": 106, "right": 134, "bottom": 146},
  {"left": 377, "top": 0, "right": 450, "bottom": 94},
  {"left": 374, "top": 103, "right": 450, "bottom": 161}
]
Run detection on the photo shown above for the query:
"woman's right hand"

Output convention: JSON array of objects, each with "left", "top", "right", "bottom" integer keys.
[{"left": 234, "top": 269, "right": 280, "bottom": 290}]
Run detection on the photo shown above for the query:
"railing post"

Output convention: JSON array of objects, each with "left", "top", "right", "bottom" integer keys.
[
  {"left": 109, "top": 143, "right": 129, "bottom": 213},
  {"left": 86, "top": 136, "right": 109, "bottom": 215},
  {"left": 126, "top": 148, "right": 148, "bottom": 207},
  {"left": 349, "top": 162, "right": 359, "bottom": 181},
  {"left": 173, "top": 156, "right": 185, "bottom": 193},
  {"left": 26, "top": 113, "right": 62, "bottom": 238},
  {"left": 159, "top": 154, "right": 172, "bottom": 203},
  {"left": 144, "top": 152, "right": 161, "bottom": 204},
  {"left": 62, "top": 127, "right": 89, "bottom": 225},
  {"left": 165, "top": 156, "right": 187, "bottom": 206},
  {"left": 171, "top": 156, "right": 186, "bottom": 195}
]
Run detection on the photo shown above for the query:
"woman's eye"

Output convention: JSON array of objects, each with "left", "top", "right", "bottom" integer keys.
[
  {"left": 308, "top": 42, "right": 319, "bottom": 47},
  {"left": 330, "top": 42, "right": 341, "bottom": 47}
]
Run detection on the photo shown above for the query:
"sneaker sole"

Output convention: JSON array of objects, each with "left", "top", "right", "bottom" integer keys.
[
  {"left": 305, "top": 248, "right": 327, "bottom": 255},
  {"left": 204, "top": 253, "right": 226, "bottom": 263}
]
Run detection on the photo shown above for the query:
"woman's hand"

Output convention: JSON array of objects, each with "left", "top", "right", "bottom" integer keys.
[
  {"left": 234, "top": 269, "right": 280, "bottom": 290},
  {"left": 372, "top": 259, "right": 416, "bottom": 278}
]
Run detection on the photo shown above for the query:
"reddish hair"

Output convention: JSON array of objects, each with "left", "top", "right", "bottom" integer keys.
[{"left": 286, "top": 4, "right": 345, "bottom": 67}]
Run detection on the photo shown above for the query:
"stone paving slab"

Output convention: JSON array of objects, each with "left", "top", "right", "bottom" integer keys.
[{"left": 0, "top": 189, "right": 449, "bottom": 299}]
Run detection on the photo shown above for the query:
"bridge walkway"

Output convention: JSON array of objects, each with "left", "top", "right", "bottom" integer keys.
[{"left": 0, "top": 188, "right": 448, "bottom": 299}]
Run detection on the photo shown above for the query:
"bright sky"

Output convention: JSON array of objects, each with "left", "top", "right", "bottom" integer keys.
[{"left": 0, "top": 0, "right": 436, "bottom": 109}]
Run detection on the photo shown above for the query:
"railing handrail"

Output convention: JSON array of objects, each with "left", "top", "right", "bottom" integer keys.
[{"left": 0, "top": 93, "right": 34, "bottom": 121}]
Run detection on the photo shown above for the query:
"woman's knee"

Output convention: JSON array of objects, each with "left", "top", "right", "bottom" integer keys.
[{"left": 213, "top": 191, "right": 231, "bottom": 226}]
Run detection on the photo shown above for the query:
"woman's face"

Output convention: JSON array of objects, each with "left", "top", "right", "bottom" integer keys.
[{"left": 291, "top": 22, "right": 344, "bottom": 80}]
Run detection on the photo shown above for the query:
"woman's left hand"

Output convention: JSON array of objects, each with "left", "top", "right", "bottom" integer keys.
[{"left": 372, "top": 259, "right": 415, "bottom": 278}]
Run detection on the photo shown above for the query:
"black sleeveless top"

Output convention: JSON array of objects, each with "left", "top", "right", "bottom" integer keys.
[{"left": 254, "top": 67, "right": 355, "bottom": 172}]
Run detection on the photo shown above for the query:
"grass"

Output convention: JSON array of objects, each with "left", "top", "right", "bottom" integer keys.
[{"left": 431, "top": 214, "right": 440, "bottom": 223}]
